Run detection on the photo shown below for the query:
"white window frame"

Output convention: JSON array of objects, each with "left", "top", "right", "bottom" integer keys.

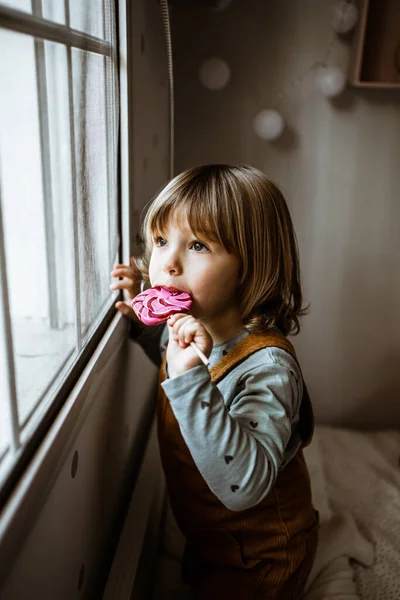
[{"left": 0, "top": 0, "right": 131, "bottom": 524}]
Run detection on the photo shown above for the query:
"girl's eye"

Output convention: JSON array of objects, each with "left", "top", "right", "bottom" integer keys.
[
  {"left": 154, "top": 236, "right": 167, "bottom": 247},
  {"left": 191, "top": 241, "right": 209, "bottom": 252}
]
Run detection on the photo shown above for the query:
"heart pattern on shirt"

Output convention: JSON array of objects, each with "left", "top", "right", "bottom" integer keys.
[
  {"left": 225, "top": 455, "right": 233, "bottom": 464},
  {"left": 250, "top": 421, "right": 258, "bottom": 428},
  {"left": 231, "top": 485, "right": 239, "bottom": 492}
]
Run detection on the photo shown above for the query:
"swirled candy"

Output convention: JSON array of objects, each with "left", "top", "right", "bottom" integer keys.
[{"left": 131, "top": 286, "right": 192, "bottom": 325}]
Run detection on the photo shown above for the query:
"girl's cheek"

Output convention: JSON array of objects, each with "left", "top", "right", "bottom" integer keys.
[{"left": 148, "top": 253, "right": 157, "bottom": 282}]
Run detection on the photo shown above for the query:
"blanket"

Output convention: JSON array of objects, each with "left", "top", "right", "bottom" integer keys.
[{"left": 310, "top": 426, "right": 400, "bottom": 600}]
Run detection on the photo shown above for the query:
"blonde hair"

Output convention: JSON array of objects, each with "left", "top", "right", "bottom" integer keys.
[{"left": 137, "top": 164, "right": 307, "bottom": 335}]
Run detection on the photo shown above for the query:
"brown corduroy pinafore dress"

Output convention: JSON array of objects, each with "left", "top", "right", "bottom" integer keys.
[{"left": 157, "top": 331, "right": 319, "bottom": 599}]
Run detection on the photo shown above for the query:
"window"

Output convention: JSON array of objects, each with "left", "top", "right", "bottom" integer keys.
[{"left": 0, "top": 1, "right": 119, "bottom": 498}]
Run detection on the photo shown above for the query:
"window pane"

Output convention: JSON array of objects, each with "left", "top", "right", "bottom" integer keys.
[
  {"left": 45, "top": 40, "right": 76, "bottom": 345},
  {"left": 1, "top": 0, "right": 31, "bottom": 13},
  {"left": 0, "top": 30, "right": 76, "bottom": 431},
  {"left": 0, "top": 1, "right": 119, "bottom": 490},
  {"left": 3, "top": 0, "right": 66, "bottom": 25},
  {"left": 42, "top": 0, "right": 65, "bottom": 25},
  {"left": 72, "top": 48, "right": 113, "bottom": 342},
  {"left": 69, "top": 0, "right": 104, "bottom": 40}
]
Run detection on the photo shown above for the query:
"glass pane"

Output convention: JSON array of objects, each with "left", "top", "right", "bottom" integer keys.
[
  {"left": 69, "top": 0, "right": 104, "bottom": 40},
  {"left": 72, "top": 48, "right": 111, "bottom": 341},
  {"left": 1, "top": 0, "right": 31, "bottom": 13},
  {"left": 42, "top": 0, "right": 65, "bottom": 25},
  {"left": 0, "top": 30, "right": 76, "bottom": 431},
  {"left": 3, "top": 0, "right": 66, "bottom": 25},
  {"left": 43, "top": 40, "right": 77, "bottom": 377}
]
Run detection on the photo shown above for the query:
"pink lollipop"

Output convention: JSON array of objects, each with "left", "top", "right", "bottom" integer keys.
[
  {"left": 132, "top": 286, "right": 192, "bottom": 326},
  {"left": 131, "top": 286, "right": 209, "bottom": 366}
]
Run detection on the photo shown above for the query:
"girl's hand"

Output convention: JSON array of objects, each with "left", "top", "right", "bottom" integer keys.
[
  {"left": 166, "top": 314, "right": 213, "bottom": 378},
  {"left": 110, "top": 257, "right": 142, "bottom": 321}
]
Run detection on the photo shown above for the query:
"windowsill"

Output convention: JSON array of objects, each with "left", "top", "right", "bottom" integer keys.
[
  {"left": 0, "top": 292, "right": 120, "bottom": 460},
  {"left": 0, "top": 318, "right": 75, "bottom": 458}
]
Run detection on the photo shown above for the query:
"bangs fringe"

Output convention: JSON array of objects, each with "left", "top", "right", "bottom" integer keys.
[{"left": 146, "top": 180, "right": 235, "bottom": 253}]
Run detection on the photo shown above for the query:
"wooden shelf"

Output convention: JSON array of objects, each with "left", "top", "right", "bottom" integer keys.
[{"left": 350, "top": 0, "right": 400, "bottom": 88}]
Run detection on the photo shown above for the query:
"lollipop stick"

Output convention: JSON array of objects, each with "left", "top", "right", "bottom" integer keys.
[{"left": 190, "top": 341, "right": 209, "bottom": 367}]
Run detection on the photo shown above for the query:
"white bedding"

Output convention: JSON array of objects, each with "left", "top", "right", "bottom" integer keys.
[
  {"left": 153, "top": 426, "right": 400, "bottom": 599},
  {"left": 305, "top": 426, "right": 400, "bottom": 600}
]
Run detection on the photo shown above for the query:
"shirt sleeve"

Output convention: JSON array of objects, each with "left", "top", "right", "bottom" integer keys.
[{"left": 161, "top": 357, "right": 301, "bottom": 511}]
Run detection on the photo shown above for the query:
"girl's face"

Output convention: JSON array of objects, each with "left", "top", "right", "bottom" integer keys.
[{"left": 148, "top": 213, "right": 242, "bottom": 328}]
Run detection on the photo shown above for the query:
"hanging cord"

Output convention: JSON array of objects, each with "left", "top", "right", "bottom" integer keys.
[{"left": 160, "top": 0, "right": 175, "bottom": 179}]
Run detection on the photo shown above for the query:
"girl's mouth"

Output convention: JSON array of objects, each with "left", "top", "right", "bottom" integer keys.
[{"left": 160, "top": 285, "right": 188, "bottom": 295}]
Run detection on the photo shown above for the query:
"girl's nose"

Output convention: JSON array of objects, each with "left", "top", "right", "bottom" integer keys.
[{"left": 162, "top": 250, "right": 182, "bottom": 275}]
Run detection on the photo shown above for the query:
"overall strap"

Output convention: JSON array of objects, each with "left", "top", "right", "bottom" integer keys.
[
  {"left": 210, "top": 331, "right": 296, "bottom": 384},
  {"left": 209, "top": 331, "right": 314, "bottom": 447}
]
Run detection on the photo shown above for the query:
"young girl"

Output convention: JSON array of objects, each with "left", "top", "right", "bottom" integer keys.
[{"left": 110, "top": 164, "right": 319, "bottom": 599}]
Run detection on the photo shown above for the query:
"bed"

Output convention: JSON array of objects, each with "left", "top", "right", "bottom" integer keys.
[{"left": 153, "top": 425, "right": 400, "bottom": 599}]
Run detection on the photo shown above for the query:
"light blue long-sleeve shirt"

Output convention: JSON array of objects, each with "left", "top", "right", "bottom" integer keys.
[{"left": 132, "top": 323, "right": 303, "bottom": 511}]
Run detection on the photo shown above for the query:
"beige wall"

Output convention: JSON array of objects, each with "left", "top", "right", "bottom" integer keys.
[{"left": 171, "top": 0, "right": 400, "bottom": 428}]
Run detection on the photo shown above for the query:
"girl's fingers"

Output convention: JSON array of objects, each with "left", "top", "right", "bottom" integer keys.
[
  {"left": 166, "top": 316, "right": 212, "bottom": 374},
  {"left": 110, "top": 260, "right": 143, "bottom": 299},
  {"left": 110, "top": 280, "right": 133, "bottom": 291},
  {"left": 112, "top": 263, "right": 135, "bottom": 271},
  {"left": 181, "top": 321, "right": 199, "bottom": 344},
  {"left": 111, "top": 266, "right": 139, "bottom": 279},
  {"left": 167, "top": 314, "right": 191, "bottom": 344},
  {"left": 115, "top": 300, "right": 136, "bottom": 319},
  {"left": 167, "top": 313, "right": 191, "bottom": 327},
  {"left": 169, "top": 315, "right": 199, "bottom": 347}
]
